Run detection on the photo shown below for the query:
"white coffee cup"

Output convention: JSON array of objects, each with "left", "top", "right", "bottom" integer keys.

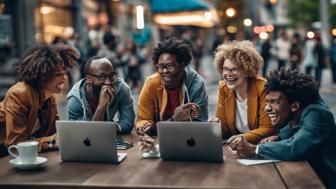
[{"left": 8, "top": 141, "right": 38, "bottom": 164}]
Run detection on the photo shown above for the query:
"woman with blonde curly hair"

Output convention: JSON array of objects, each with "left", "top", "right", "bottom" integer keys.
[{"left": 213, "top": 40, "right": 274, "bottom": 144}]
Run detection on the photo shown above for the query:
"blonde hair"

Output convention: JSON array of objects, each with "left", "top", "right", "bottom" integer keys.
[{"left": 213, "top": 40, "right": 263, "bottom": 78}]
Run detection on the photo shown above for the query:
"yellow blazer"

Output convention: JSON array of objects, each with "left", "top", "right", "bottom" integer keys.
[
  {"left": 216, "top": 76, "right": 275, "bottom": 144},
  {"left": 135, "top": 73, "right": 186, "bottom": 129},
  {"left": 135, "top": 68, "right": 208, "bottom": 131}
]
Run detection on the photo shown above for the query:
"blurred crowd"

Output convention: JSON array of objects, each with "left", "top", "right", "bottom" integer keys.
[
  {"left": 256, "top": 30, "right": 336, "bottom": 88},
  {"left": 4, "top": 25, "right": 336, "bottom": 93},
  {"left": 43, "top": 25, "right": 211, "bottom": 94}
]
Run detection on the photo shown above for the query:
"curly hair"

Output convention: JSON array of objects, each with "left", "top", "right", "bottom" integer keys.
[
  {"left": 17, "top": 44, "right": 79, "bottom": 88},
  {"left": 265, "top": 68, "right": 319, "bottom": 107},
  {"left": 152, "top": 37, "right": 193, "bottom": 67},
  {"left": 213, "top": 40, "right": 263, "bottom": 78}
]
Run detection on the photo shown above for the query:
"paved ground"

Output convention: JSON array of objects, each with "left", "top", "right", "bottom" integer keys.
[{"left": 56, "top": 54, "right": 336, "bottom": 120}]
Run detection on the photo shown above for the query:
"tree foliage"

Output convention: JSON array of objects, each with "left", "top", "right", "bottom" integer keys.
[{"left": 287, "top": 0, "right": 336, "bottom": 28}]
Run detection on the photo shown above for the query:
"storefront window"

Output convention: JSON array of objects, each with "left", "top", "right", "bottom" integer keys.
[{"left": 35, "top": 0, "right": 73, "bottom": 44}]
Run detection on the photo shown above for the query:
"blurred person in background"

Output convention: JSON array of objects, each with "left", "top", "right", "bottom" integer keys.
[
  {"left": 0, "top": 45, "right": 79, "bottom": 158},
  {"left": 314, "top": 33, "right": 326, "bottom": 88},
  {"left": 303, "top": 36, "right": 317, "bottom": 76},
  {"left": 192, "top": 37, "right": 204, "bottom": 73},
  {"left": 289, "top": 33, "right": 303, "bottom": 70},
  {"left": 136, "top": 38, "right": 208, "bottom": 152},
  {"left": 213, "top": 41, "right": 274, "bottom": 144},
  {"left": 121, "top": 39, "right": 142, "bottom": 92},
  {"left": 86, "top": 25, "right": 102, "bottom": 58},
  {"left": 68, "top": 33, "right": 85, "bottom": 78},
  {"left": 67, "top": 56, "right": 135, "bottom": 134},
  {"left": 97, "top": 31, "right": 121, "bottom": 78},
  {"left": 274, "top": 30, "right": 290, "bottom": 70},
  {"left": 261, "top": 37, "right": 273, "bottom": 76},
  {"left": 330, "top": 37, "right": 336, "bottom": 87}
]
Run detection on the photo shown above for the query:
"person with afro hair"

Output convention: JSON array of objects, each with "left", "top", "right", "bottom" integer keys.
[
  {"left": 229, "top": 68, "right": 336, "bottom": 188},
  {"left": 136, "top": 37, "right": 208, "bottom": 152},
  {"left": 0, "top": 44, "right": 79, "bottom": 158},
  {"left": 214, "top": 40, "right": 274, "bottom": 144}
]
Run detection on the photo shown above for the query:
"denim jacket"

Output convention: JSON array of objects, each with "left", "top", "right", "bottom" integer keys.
[
  {"left": 258, "top": 97, "right": 336, "bottom": 188},
  {"left": 67, "top": 77, "right": 135, "bottom": 133}
]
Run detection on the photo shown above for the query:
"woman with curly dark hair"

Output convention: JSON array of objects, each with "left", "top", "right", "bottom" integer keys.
[
  {"left": 0, "top": 45, "right": 79, "bottom": 158},
  {"left": 136, "top": 37, "right": 208, "bottom": 153}
]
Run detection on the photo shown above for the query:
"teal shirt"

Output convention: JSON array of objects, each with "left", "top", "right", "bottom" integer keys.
[
  {"left": 67, "top": 77, "right": 135, "bottom": 134},
  {"left": 258, "top": 97, "right": 336, "bottom": 188}
]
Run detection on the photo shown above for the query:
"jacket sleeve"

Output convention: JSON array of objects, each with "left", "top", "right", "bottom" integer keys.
[
  {"left": 258, "top": 108, "right": 329, "bottom": 161},
  {"left": 191, "top": 80, "right": 208, "bottom": 122},
  {"left": 244, "top": 88, "right": 275, "bottom": 144},
  {"left": 116, "top": 83, "right": 135, "bottom": 134},
  {"left": 4, "top": 90, "right": 56, "bottom": 152},
  {"left": 215, "top": 83, "right": 231, "bottom": 139},
  {"left": 4, "top": 90, "right": 32, "bottom": 147},
  {"left": 67, "top": 96, "right": 84, "bottom": 120},
  {"left": 135, "top": 79, "right": 156, "bottom": 129}
]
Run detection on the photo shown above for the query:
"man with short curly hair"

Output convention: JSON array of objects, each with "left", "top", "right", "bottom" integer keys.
[
  {"left": 0, "top": 45, "right": 79, "bottom": 158},
  {"left": 136, "top": 38, "right": 208, "bottom": 152},
  {"left": 230, "top": 68, "right": 336, "bottom": 188}
]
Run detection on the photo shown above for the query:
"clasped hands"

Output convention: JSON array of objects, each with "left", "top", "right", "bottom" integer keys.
[
  {"left": 227, "top": 134, "right": 280, "bottom": 158},
  {"left": 87, "top": 80, "right": 116, "bottom": 107},
  {"left": 97, "top": 85, "right": 115, "bottom": 107},
  {"left": 172, "top": 103, "right": 200, "bottom": 121}
]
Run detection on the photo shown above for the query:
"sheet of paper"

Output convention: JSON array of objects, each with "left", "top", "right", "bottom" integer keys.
[{"left": 236, "top": 159, "right": 281, "bottom": 166}]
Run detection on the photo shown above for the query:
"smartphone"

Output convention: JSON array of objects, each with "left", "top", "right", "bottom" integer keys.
[
  {"left": 117, "top": 142, "right": 133, "bottom": 150},
  {"left": 116, "top": 137, "right": 133, "bottom": 150}
]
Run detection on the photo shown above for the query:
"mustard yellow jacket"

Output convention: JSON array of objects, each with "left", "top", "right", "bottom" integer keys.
[
  {"left": 0, "top": 82, "right": 58, "bottom": 151},
  {"left": 216, "top": 76, "right": 274, "bottom": 144},
  {"left": 135, "top": 67, "right": 208, "bottom": 130}
]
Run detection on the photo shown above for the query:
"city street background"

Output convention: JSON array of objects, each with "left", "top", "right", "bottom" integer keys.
[{"left": 0, "top": 0, "right": 335, "bottom": 120}]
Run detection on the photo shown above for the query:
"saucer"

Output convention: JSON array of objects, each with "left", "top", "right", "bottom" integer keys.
[
  {"left": 142, "top": 144, "right": 160, "bottom": 158},
  {"left": 142, "top": 151, "right": 160, "bottom": 158},
  {"left": 10, "top": 156, "right": 48, "bottom": 170}
]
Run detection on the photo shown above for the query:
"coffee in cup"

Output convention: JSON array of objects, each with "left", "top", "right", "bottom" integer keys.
[{"left": 8, "top": 141, "right": 38, "bottom": 164}]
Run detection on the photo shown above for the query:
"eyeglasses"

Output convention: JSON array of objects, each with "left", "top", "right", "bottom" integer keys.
[
  {"left": 222, "top": 66, "right": 242, "bottom": 75},
  {"left": 156, "top": 63, "right": 179, "bottom": 72},
  {"left": 87, "top": 72, "right": 117, "bottom": 83}
]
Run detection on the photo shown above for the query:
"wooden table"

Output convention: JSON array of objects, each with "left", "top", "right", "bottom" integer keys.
[{"left": 0, "top": 134, "right": 325, "bottom": 189}]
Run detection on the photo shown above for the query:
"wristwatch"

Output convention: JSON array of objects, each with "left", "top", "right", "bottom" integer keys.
[{"left": 48, "top": 139, "right": 56, "bottom": 149}]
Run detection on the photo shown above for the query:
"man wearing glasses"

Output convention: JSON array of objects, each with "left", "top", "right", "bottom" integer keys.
[
  {"left": 136, "top": 38, "right": 208, "bottom": 152},
  {"left": 67, "top": 57, "right": 135, "bottom": 133}
]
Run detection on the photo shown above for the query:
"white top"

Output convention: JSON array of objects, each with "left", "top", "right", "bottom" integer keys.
[
  {"left": 235, "top": 98, "right": 249, "bottom": 133},
  {"left": 275, "top": 38, "right": 290, "bottom": 60}
]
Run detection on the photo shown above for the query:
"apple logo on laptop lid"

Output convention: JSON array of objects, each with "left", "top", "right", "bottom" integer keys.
[
  {"left": 186, "top": 137, "right": 196, "bottom": 147},
  {"left": 84, "top": 137, "right": 91, "bottom": 146}
]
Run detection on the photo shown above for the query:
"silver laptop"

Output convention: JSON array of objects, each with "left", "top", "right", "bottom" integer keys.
[
  {"left": 56, "top": 121, "right": 127, "bottom": 163},
  {"left": 157, "top": 121, "right": 223, "bottom": 163}
]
